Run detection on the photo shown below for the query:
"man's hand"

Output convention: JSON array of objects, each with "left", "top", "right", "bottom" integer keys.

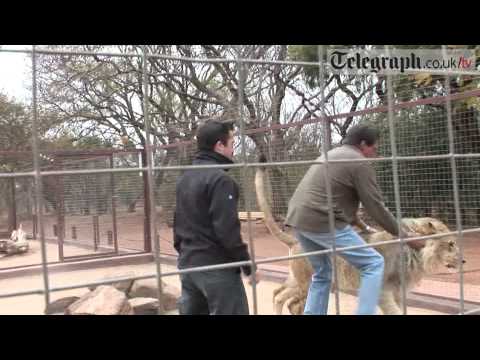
[{"left": 405, "top": 231, "right": 426, "bottom": 250}]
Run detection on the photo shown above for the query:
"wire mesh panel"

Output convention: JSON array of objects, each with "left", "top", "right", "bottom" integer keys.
[{"left": 0, "top": 45, "right": 479, "bottom": 315}]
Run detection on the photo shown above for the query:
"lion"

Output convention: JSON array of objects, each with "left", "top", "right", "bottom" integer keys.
[{"left": 255, "top": 163, "right": 464, "bottom": 315}]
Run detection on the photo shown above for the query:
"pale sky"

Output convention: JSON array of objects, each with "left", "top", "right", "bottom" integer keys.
[{"left": 0, "top": 45, "right": 32, "bottom": 103}]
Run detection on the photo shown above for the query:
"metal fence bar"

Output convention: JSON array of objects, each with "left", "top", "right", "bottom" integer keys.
[
  {"left": 442, "top": 45, "right": 466, "bottom": 315},
  {"left": 375, "top": 68, "right": 480, "bottom": 77},
  {"left": 30, "top": 44, "right": 51, "bottom": 308},
  {"left": 109, "top": 155, "right": 119, "bottom": 253},
  {"left": 4, "top": 152, "right": 480, "bottom": 180},
  {"left": 237, "top": 55, "right": 258, "bottom": 314},
  {"left": 142, "top": 46, "right": 165, "bottom": 315},
  {"left": 0, "top": 47, "right": 324, "bottom": 67},
  {"left": 93, "top": 215, "right": 99, "bottom": 251},
  {"left": 462, "top": 307, "right": 480, "bottom": 315},
  {"left": 2, "top": 47, "right": 480, "bottom": 76},
  {"left": 318, "top": 45, "right": 341, "bottom": 315},
  {"left": 385, "top": 45, "right": 407, "bottom": 315},
  {"left": 0, "top": 171, "right": 35, "bottom": 178}
]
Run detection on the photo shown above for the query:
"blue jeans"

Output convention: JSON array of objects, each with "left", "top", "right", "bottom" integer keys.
[{"left": 295, "top": 226, "right": 384, "bottom": 315}]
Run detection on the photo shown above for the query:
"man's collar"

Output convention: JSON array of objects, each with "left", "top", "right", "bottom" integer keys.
[
  {"left": 342, "top": 144, "right": 365, "bottom": 157},
  {"left": 193, "top": 150, "right": 234, "bottom": 167}
]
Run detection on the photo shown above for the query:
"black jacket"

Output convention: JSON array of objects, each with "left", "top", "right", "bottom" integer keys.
[{"left": 173, "top": 150, "right": 252, "bottom": 276}]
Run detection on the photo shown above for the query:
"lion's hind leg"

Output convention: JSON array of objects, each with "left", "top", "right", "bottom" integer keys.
[
  {"left": 273, "top": 284, "right": 303, "bottom": 315},
  {"left": 379, "top": 289, "right": 402, "bottom": 315},
  {"left": 286, "top": 294, "right": 306, "bottom": 315}
]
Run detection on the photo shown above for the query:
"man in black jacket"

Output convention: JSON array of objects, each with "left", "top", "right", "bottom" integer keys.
[{"left": 174, "top": 120, "right": 256, "bottom": 315}]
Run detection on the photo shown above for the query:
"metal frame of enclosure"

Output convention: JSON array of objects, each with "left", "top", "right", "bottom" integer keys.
[{"left": 0, "top": 45, "right": 478, "bottom": 315}]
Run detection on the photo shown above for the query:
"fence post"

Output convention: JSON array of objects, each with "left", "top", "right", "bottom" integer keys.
[
  {"left": 8, "top": 177, "right": 17, "bottom": 232},
  {"left": 93, "top": 215, "right": 99, "bottom": 251},
  {"left": 32, "top": 214, "right": 38, "bottom": 240},
  {"left": 55, "top": 167, "right": 65, "bottom": 262},
  {"left": 142, "top": 149, "right": 152, "bottom": 253},
  {"left": 112, "top": 195, "right": 118, "bottom": 253}
]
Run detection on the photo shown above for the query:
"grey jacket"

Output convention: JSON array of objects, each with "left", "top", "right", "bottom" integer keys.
[{"left": 285, "top": 145, "right": 403, "bottom": 236}]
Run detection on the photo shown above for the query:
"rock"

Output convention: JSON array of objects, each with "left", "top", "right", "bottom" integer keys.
[
  {"left": 45, "top": 296, "right": 80, "bottom": 315},
  {"left": 66, "top": 285, "right": 134, "bottom": 315},
  {"left": 128, "top": 279, "right": 180, "bottom": 311},
  {"left": 129, "top": 297, "right": 160, "bottom": 315},
  {"left": 88, "top": 279, "right": 134, "bottom": 294}
]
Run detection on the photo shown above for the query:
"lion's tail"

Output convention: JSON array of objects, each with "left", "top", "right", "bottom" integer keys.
[{"left": 255, "top": 156, "right": 297, "bottom": 248}]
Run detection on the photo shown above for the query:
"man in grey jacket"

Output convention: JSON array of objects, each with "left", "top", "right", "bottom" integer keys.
[{"left": 285, "top": 124, "right": 423, "bottom": 315}]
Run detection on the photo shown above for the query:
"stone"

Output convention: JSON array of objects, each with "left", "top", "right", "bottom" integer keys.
[
  {"left": 128, "top": 279, "right": 180, "bottom": 311},
  {"left": 66, "top": 285, "right": 134, "bottom": 315},
  {"left": 129, "top": 297, "right": 160, "bottom": 315},
  {"left": 45, "top": 296, "right": 80, "bottom": 315},
  {"left": 88, "top": 279, "right": 134, "bottom": 294}
]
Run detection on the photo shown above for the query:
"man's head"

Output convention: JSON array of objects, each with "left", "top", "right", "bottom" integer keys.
[
  {"left": 197, "top": 120, "right": 235, "bottom": 160},
  {"left": 342, "top": 124, "right": 380, "bottom": 158}
]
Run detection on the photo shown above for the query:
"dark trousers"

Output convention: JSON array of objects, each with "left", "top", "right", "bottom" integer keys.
[{"left": 178, "top": 268, "right": 249, "bottom": 315}]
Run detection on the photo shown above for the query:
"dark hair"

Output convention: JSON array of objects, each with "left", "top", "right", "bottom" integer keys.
[
  {"left": 342, "top": 124, "right": 380, "bottom": 147},
  {"left": 196, "top": 120, "right": 234, "bottom": 151}
]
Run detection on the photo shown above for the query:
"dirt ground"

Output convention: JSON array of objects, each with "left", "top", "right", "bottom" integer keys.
[
  {"left": 0, "top": 261, "right": 446, "bottom": 315},
  {"left": 3, "top": 211, "right": 480, "bottom": 308}
]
